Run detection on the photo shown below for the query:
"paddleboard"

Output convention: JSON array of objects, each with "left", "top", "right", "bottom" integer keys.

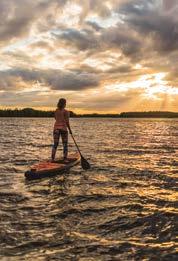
[{"left": 25, "top": 153, "right": 80, "bottom": 180}]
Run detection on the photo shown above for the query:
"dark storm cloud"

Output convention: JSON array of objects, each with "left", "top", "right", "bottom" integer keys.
[
  {"left": 52, "top": 29, "right": 99, "bottom": 51},
  {"left": 85, "top": 21, "right": 103, "bottom": 31},
  {"left": 70, "top": 65, "right": 102, "bottom": 74},
  {"left": 101, "top": 26, "right": 141, "bottom": 58},
  {"left": 117, "top": 0, "right": 178, "bottom": 53},
  {"left": 0, "top": 68, "right": 100, "bottom": 91},
  {"left": 52, "top": 24, "right": 142, "bottom": 60},
  {"left": 43, "top": 69, "right": 100, "bottom": 90}
]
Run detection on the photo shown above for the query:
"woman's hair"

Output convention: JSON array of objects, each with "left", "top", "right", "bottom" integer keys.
[{"left": 57, "top": 98, "right": 66, "bottom": 110}]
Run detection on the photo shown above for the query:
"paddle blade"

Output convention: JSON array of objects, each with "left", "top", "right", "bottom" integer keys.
[{"left": 81, "top": 155, "right": 91, "bottom": 170}]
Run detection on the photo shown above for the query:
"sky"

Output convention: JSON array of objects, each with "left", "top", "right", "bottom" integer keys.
[{"left": 0, "top": 0, "right": 178, "bottom": 113}]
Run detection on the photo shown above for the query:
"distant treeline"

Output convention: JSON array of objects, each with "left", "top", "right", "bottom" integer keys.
[
  {"left": 0, "top": 108, "right": 178, "bottom": 118},
  {"left": 119, "top": 111, "right": 178, "bottom": 118},
  {"left": 0, "top": 108, "right": 54, "bottom": 117}
]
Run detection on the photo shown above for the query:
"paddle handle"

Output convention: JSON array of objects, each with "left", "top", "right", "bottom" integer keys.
[{"left": 70, "top": 133, "right": 82, "bottom": 157}]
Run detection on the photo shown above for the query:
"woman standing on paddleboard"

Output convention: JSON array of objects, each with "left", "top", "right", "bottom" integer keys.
[{"left": 51, "top": 98, "right": 72, "bottom": 162}]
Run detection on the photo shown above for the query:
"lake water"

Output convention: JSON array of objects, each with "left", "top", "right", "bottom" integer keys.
[{"left": 0, "top": 118, "right": 177, "bottom": 260}]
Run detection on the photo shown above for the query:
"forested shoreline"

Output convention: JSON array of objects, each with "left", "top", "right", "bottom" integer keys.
[{"left": 0, "top": 108, "right": 178, "bottom": 118}]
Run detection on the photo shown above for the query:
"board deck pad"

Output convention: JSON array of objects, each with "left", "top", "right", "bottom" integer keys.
[{"left": 25, "top": 153, "right": 80, "bottom": 179}]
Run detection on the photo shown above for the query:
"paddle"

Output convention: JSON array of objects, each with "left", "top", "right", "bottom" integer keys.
[{"left": 70, "top": 132, "right": 91, "bottom": 170}]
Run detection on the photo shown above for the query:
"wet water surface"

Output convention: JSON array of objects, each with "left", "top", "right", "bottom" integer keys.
[{"left": 0, "top": 118, "right": 177, "bottom": 260}]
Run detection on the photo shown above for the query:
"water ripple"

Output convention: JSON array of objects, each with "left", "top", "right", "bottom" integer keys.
[{"left": 0, "top": 118, "right": 177, "bottom": 260}]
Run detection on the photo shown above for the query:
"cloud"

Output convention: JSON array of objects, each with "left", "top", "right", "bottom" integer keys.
[
  {"left": 66, "top": 88, "right": 145, "bottom": 112},
  {"left": 101, "top": 26, "right": 142, "bottom": 58},
  {"left": 164, "top": 70, "right": 178, "bottom": 88},
  {"left": 0, "top": 0, "right": 37, "bottom": 44},
  {"left": 52, "top": 24, "right": 142, "bottom": 61},
  {"left": 0, "top": 0, "right": 178, "bottom": 111},
  {"left": 85, "top": 21, "right": 103, "bottom": 31},
  {"left": 105, "top": 64, "right": 133, "bottom": 74},
  {"left": 0, "top": 0, "right": 69, "bottom": 45},
  {"left": 77, "top": 0, "right": 111, "bottom": 20},
  {"left": 78, "top": 93, "right": 135, "bottom": 111},
  {"left": 52, "top": 28, "right": 99, "bottom": 51},
  {"left": 162, "top": 0, "right": 178, "bottom": 13},
  {"left": 0, "top": 68, "right": 100, "bottom": 91},
  {"left": 117, "top": 0, "right": 178, "bottom": 53},
  {"left": 29, "top": 40, "right": 54, "bottom": 51}
]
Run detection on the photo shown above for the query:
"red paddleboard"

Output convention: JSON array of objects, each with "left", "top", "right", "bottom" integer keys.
[{"left": 25, "top": 153, "right": 80, "bottom": 180}]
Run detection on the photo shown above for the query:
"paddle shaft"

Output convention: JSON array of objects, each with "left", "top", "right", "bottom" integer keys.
[
  {"left": 70, "top": 133, "right": 82, "bottom": 157},
  {"left": 70, "top": 131, "right": 91, "bottom": 170}
]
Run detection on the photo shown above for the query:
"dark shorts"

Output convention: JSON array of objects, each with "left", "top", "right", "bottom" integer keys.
[{"left": 53, "top": 129, "right": 68, "bottom": 144}]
